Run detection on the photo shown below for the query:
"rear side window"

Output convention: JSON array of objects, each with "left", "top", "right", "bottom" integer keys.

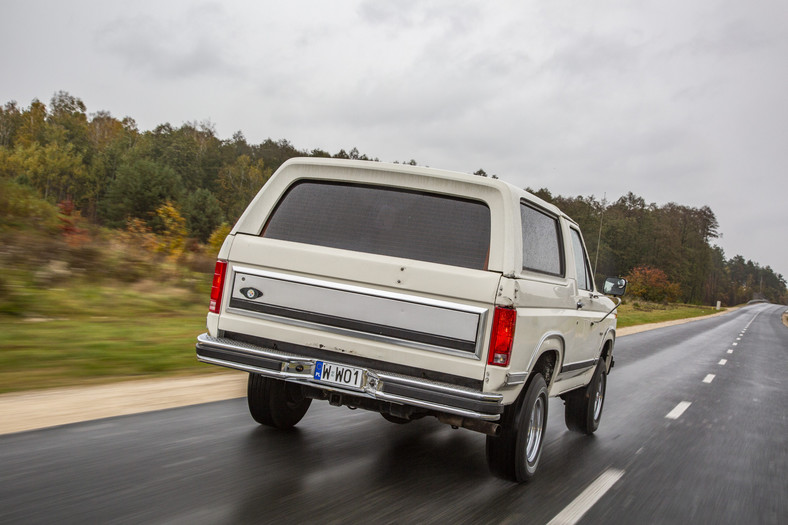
[
  {"left": 262, "top": 181, "right": 491, "bottom": 270},
  {"left": 521, "top": 203, "right": 564, "bottom": 276}
]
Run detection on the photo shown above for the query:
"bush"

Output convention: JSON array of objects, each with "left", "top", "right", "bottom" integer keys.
[
  {"left": 207, "top": 222, "right": 232, "bottom": 255},
  {"left": 0, "top": 179, "right": 60, "bottom": 232},
  {"left": 624, "top": 265, "right": 681, "bottom": 303}
]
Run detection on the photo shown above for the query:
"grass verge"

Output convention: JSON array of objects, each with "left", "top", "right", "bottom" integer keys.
[
  {"left": 616, "top": 301, "right": 724, "bottom": 328},
  {"left": 0, "top": 279, "right": 223, "bottom": 394}
]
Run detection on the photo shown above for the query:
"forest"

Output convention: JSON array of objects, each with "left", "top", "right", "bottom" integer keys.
[{"left": 1, "top": 91, "right": 785, "bottom": 306}]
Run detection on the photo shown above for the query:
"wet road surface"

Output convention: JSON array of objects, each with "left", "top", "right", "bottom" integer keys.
[{"left": 1, "top": 303, "right": 786, "bottom": 524}]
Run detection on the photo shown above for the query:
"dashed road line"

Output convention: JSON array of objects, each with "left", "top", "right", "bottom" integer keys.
[
  {"left": 703, "top": 374, "right": 715, "bottom": 383},
  {"left": 718, "top": 359, "right": 727, "bottom": 365},
  {"left": 547, "top": 468, "right": 625, "bottom": 525},
  {"left": 727, "top": 349, "right": 733, "bottom": 354},
  {"left": 666, "top": 401, "right": 692, "bottom": 420}
]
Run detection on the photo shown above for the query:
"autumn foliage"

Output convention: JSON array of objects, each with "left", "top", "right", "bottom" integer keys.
[{"left": 624, "top": 266, "right": 681, "bottom": 303}]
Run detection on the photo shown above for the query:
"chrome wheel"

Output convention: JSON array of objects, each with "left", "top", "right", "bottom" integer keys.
[
  {"left": 526, "top": 396, "right": 545, "bottom": 464},
  {"left": 592, "top": 372, "right": 606, "bottom": 421}
]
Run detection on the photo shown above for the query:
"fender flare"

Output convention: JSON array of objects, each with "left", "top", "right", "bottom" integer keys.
[
  {"left": 598, "top": 326, "right": 616, "bottom": 373},
  {"left": 521, "top": 331, "right": 565, "bottom": 389}
]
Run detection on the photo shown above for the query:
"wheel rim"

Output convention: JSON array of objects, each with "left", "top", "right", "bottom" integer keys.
[
  {"left": 593, "top": 373, "right": 606, "bottom": 420},
  {"left": 526, "top": 395, "right": 545, "bottom": 464}
]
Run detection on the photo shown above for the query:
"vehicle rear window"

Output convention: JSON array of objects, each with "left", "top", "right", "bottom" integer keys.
[{"left": 262, "top": 181, "right": 491, "bottom": 269}]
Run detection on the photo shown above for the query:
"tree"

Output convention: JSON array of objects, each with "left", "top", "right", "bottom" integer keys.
[
  {"left": 47, "top": 91, "right": 89, "bottom": 157},
  {"left": 15, "top": 99, "right": 48, "bottom": 147},
  {"left": 82, "top": 111, "right": 137, "bottom": 220},
  {"left": 216, "top": 154, "right": 271, "bottom": 222},
  {"left": 0, "top": 101, "right": 22, "bottom": 147},
  {"left": 182, "top": 188, "right": 224, "bottom": 242},
  {"left": 310, "top": 148, "right": 332, "bottom": 158},
  {"left": 101, "top": 158, "right": 181, "bottom": 228},
  {"left": 7, "top": 142, "right": 87, "bottom": 203}
]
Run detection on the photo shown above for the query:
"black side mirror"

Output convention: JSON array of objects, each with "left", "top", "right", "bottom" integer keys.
[{"left": 603, "top": 277, "right": 627, "bottom": 297}]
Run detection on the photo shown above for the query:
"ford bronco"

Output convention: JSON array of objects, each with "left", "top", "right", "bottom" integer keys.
[{"left": 196, "top": 158, "right": 626, "bottom": 482}]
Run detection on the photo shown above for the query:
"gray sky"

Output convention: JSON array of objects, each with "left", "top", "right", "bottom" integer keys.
[{"left": 2, "top": 0, "right": 787, "bottom": 280}]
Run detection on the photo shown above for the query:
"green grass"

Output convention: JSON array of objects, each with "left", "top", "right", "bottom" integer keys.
[
  {"left": 0, "top": 279, "right": 222, "bottom": 394},
  {"left": 616, "top": 301, "right": 724, "bottom": 328}
]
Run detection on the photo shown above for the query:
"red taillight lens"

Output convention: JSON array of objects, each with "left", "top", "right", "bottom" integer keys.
[
  {"left": 488, "top": 307, "right": 516, "bottom": 367},
  {"left": 209, "top": 260, "right": 228, "bottom": 314}
]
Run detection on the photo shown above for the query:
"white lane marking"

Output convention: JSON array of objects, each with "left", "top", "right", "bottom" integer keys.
[
  {"left": 719, "top": 359, "right": 727, "bottom": 365},
  {"left": 547, "top": 468, "right": 625, "bottom": 525},
  {"left": 666, "top": 401, "right": 692, "bottom": 420},
  {"left": 732, "top": 342, "right": 738, "bottom": 346},
  {"left": 703, "top": 374, "right": 715, "bottom": 383},
  {"left": 736, "top": 337, "right": 741, "bottom": 341},
  {"left": 727, "top": 349, "right": 733, "bottom": 354}
]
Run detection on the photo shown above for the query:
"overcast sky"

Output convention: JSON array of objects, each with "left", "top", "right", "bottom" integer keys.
[{"left": 2, "top": 0, "right": 787, "bottom": 279}]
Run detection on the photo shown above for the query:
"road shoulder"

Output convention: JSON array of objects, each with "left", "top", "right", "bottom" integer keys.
[{"left": 0, "top": 372, "right": 247, "bottom": 435}]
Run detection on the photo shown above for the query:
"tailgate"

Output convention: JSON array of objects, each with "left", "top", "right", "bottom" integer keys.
[{"left": 213, "top": 234, "right": 502, "bottom": 382}]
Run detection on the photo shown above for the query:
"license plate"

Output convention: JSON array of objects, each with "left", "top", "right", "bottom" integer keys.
[{"left": 314, "top": 361, "right": 365, "bottom": 389}]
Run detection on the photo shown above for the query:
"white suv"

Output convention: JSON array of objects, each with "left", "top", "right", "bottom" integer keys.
[{"left": 196, "top": 158, "right": 626, "bottom": 482}]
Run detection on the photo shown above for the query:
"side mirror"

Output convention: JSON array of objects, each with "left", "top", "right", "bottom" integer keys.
[{"left": 603, "top": 277, "right": 627, "bottom": 297}]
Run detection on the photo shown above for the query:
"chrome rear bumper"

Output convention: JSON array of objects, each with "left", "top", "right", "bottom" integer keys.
[{"left": 195, "top": 333, "right": 503, "bottom": 421}]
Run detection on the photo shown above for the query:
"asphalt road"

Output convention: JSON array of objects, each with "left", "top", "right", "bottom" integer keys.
[{"left": 1, "top": 303, "right": 786, "bottom": 524}]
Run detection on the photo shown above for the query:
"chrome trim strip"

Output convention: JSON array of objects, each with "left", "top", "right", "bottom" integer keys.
[
  {"left": 505, "top": 372, "right": 528, "bottom": 386},
  {"left": 196, "top": 333, "right": 501, "bottom": 420},
  {"left": 232, "top": 266, "right": 488, "bottom": 313}
]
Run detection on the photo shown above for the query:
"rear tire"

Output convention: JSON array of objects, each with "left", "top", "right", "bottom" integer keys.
[
  {"left": 486, "top": 373, "right": 548, "bottom": 482},
  {"left": 247, "top": 373, "right": 311, "bottom": 429},
  {"left": 564, "top": 360, "right": 606, "bottom": 434}
]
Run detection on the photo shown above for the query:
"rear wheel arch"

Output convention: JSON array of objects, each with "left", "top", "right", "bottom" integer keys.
[{"left": 526, "top": 334, "right": 564, "bottom": 389}]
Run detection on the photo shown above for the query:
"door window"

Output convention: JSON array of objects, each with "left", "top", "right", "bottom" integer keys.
[{"left": 570, "top": 228, "right": 593, "bottom": 291}]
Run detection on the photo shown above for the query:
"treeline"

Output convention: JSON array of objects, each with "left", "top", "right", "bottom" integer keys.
[
  {"left": 1, "top": 92, "right": 785, "bottom": 305},
  {"left": 529, "top": 189, "right": 786, "bottom": 305},
  {"left": 0, "top": 91, "right": 383, "bottom": 243}
]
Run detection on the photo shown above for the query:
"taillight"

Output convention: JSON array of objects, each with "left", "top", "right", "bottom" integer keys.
[
  {"left": 209, "top": 260, "right": 228, "bottom": 314},
  {"left": 488, "top": 307, "right": 516, "bottom": 366}
]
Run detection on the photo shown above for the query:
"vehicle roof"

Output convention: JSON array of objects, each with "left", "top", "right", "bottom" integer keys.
[{"left": 276, "top": 157, "right": 567, "bottom": 219}]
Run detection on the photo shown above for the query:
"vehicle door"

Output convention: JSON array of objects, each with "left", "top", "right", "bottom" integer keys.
[{"left": 567, "top": 225, "right": 607, "bottom": 372}]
